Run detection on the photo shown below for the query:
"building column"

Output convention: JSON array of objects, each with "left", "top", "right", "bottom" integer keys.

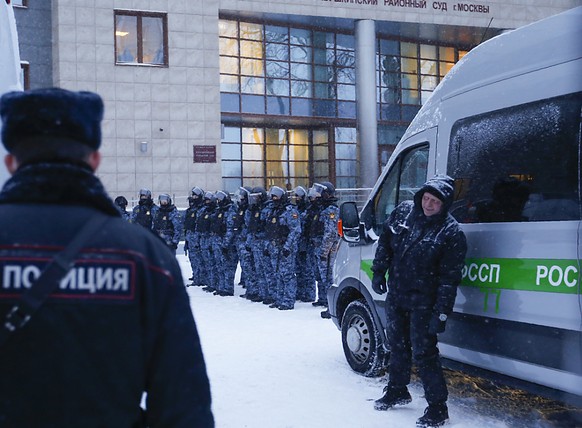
[{"left": 355, "top": 19, "right": 378, "bottom": 188}]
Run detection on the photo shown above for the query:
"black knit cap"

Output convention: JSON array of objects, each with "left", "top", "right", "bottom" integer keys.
[{"left": 0, "top": 87, "right": 104, "bottom": 152}]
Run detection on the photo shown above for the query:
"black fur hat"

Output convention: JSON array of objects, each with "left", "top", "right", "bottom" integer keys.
[{"left": 0, "top": 87, "right": 104, "bottom": 152}]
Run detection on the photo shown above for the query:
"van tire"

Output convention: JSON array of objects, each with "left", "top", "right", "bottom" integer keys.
[{"left": 341, "top": 299, "right": 386, "bottom": 377}]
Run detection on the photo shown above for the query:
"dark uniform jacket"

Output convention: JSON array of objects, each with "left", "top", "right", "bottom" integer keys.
[
  {"left": 371, "top": 176, "right": 467, "bottom": 314},
  {"left": 0, "top": 162, "right": 214, "bottom": 428}
]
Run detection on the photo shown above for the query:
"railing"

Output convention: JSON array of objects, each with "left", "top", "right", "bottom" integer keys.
[{"left": 335, "top": 188, "right": 373, "bottom": 210}]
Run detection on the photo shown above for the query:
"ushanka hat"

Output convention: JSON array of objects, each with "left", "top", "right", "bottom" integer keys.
[{"left": 0, "top": 87, "right": 104, "bottom": 152}]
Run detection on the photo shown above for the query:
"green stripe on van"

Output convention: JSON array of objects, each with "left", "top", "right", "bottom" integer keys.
[
  {"left": 461, "top": 258, "right": 580, "bottom": 294},
  {"left": 361, "top": 258, "right": 580, "bottom": 294}
]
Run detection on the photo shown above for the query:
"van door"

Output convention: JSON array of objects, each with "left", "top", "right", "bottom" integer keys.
[
  {"left": 360, "top": 127, "right": 436, "bottom": 321},
  {"left": 443, "top": 93, "right": 582, "bottom": 395}
]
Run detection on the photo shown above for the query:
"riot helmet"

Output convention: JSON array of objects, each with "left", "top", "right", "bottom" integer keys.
[
  {"left": 249, "top": 186, "right": 267, "bottom": 207},
  {"left": 319, "top": 181, "right": 336, "bottom": 199},
  {"left": 139, "top": 188, "right": 152, "bottom": 201},
  {"left": 158, "top": 193, "right": 172, "bottom": 207},
  {"left": 114, "top": 196, "right": 128, "bottom": 209},
  {"left": 308, "top": 183, "right": 326, "bottom": 200},
  {"left": 234, "top": 186, "right": 251, "bottom": 207},
  {"left": 203, "top": 191, "right": 216, "bottom": 205},
  {"left": 215, "top": 190, "right": 231, "bottom": 207},
  {"left": 191, "top": 186, "right": 205, "bottom": 199},
  {"left": 291, "top": 186, "right": 307, "bottom": 206},
  {"left": 268, "top": 185, "right": 287, "bottom": 204}
]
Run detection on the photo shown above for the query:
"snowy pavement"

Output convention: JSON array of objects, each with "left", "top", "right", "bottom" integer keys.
[{"left": 178, "top": 255, "right": 572, "bottom": 428}]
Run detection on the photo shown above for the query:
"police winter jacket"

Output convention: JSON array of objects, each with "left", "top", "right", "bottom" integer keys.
[
  {"left": 132, "top": 198, "right": 159, "bottom": 229},
  {"left": 0, "top": 162, "right": 214, "bottom": 427},
  {"left": 153, "top": 203, "right": 182, "bottom": 248},
  {"left": 371, "top": 176, "right": 467, "bottom": 313}
]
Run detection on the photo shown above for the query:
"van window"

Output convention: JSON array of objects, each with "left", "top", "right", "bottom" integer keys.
[
  {"left": 448, "top": 93, "right": 581, "bottom": 223},
  {"left": 369, "top": 144, "right": 428, "bottom": 233}
]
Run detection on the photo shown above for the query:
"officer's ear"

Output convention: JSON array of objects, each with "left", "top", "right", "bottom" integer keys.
[
  {"left": 86, "top": 150, "right": 101, "bottom": 172},
  {"left": 4, "top": 153, "right": 19, "bottom": 175}
]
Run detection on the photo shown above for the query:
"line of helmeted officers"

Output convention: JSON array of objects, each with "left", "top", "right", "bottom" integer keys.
[
  {"left": 186, "top": 183, "right": 340, "bottom": 316},
  {"left": 113, "top": 183, "right": 340, "bottom": 316},
  {"left": 114, "top": 189, "right": 183, "bottom": 254}
]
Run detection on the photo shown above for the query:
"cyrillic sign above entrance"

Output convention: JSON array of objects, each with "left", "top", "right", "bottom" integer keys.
[{"left": 320, "top": 0, "right": 491, "bottom": 14}]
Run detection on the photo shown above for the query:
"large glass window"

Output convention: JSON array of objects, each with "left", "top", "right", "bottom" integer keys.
[
  {"left": 115, "top": 11, "right": 167, "bottom": 66},
  {"left": 377, "top": 38, "right": 467, "bottom": 121},
  {"left": 221, "top": 126, "right": 323, "bottom": 192},
  {"left": 335, "top": 128, "right": 357, "bottom": 189},
  {"left": 448, "top": 93, "right": 582, "bottom": 223},
  {"left": 219, "top": 19, "right": 355, "bottom": 118}
]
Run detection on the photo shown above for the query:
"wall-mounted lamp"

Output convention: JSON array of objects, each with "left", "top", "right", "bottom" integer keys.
[{"left": 140, "top": 141, "right": 148, "bottom": 153}]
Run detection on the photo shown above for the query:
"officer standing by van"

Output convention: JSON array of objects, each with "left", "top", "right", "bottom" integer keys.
[
  {"left": 370, "top": 175, "right": 467, "bottom": 428},
  {"left": 0, "top": 88, "right": 213, "bottom": 427}
]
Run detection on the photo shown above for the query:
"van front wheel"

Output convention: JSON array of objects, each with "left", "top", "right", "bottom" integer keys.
[{"left": 341, "top": 300, "right": 386, "bottom": 377}]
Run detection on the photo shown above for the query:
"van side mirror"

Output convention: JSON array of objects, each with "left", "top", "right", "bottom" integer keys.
[{"left": 339, "top": 201, "right": 361, "bottom": 243}]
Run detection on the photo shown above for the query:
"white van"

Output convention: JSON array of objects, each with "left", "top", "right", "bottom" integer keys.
[{"left": 328, "top": 6, "right": 582, "bottom": 404}]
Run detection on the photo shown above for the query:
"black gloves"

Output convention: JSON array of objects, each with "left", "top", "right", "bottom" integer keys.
[
  {"left": 428, "top": 312, "right": 447, "bottom": 335},
  {"left": 371, "top": 273, "right": 387, "bottom": 294},
  {"left": 282, "top": 248, "right": 291, "bottom": 257}
]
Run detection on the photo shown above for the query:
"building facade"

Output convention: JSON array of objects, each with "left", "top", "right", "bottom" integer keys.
[{"left": 13, "top": 0, "right": 581, "bottom": 203}]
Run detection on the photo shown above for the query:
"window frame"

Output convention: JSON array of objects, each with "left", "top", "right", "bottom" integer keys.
[{"left": 114, "top": 10, "right": 168, "bottom": 67}]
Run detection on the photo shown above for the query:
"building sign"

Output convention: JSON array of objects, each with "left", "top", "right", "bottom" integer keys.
[
  {"left": 193, "top": 145, "right": 216, "bottom": 163},
  {"left": 320, "top": 0, "right": 491, "bottom": 14}
]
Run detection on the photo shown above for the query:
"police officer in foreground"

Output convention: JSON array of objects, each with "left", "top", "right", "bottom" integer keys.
[
  {"left": 370, "top": 175, "right": 467, "bottom": 428},
  {"left": 0, "top": 88, "right": 213, "bottom": 427}
]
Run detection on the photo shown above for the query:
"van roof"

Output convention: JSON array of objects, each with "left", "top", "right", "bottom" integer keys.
[{"left": 402, "top": 6, "right": 582, "bottom": 140}]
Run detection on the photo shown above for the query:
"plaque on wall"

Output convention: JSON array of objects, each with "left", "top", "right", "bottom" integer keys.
[{"left": 193, "top": 145, "right": 216, "bottom": 163}]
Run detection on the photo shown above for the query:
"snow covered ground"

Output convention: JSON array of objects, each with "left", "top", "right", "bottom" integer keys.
[{"left": 178, "top": 255, "right": 573, "bottom": 428}]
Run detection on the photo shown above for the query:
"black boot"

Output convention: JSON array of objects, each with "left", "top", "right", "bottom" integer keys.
[
  {"left": 416, "top": 403, "right": 448, "bottom": 427},
  {"left": 374, "top": 385, "right": 412, "bottom": 411}
]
